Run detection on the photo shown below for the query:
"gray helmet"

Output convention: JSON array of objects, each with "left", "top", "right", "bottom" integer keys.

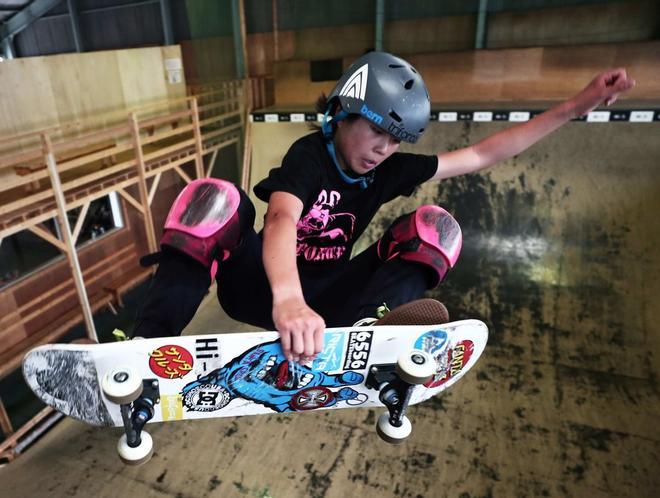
[{"left": 328, "top": 51, "right": 430, "bottom": 144}]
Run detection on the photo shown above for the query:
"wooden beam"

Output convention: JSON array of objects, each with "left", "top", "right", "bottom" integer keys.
[
  {"left": 0, "top": 211, "right": 59, "bottom": 240},
  {"left": 138, "top": 109, "right": 190, "bottom": 130},
  {"left": 57, "top": 142, "right": 134, "bottom": 172},
  {"left": 201, "top": 122, "right": 243, "bottom": 142},
  {"left": 129, "top": 113, "right": 158, "bottom": 253},
  {"left": 206, "top": 148, "right": 220, "bottom": 177},
  {"left": 141, "top": 138, "right": 196, "bottom": 163},
  {"left": 116, "top": 188, "right": 145, "bottom": 214},
  {"left": 190, "top": 97, "right": 205, "bottom": 178},
  {"left": 27, "top": 223, "right": 67, "bottom": 252},
  {"left": 145, "top": 156, "right": 197, "bottom": 179},
  {"left": 173, "top": 165, "right": 193, "bottom": 184},
  {"left": 70, "top": 201, "right": 90, "bottom": 245},
  {"left": 0, "top": 406, "right": 60, "bottom": 463},
  {"left": 241, "top": 117, "right": 252, "bottom": 192},
  {"left": 199, "top": 109, "right": 242, "bottom": 127},
  {"left": 140, "top": 123, "right": 195, "bottom": 147},
  {"left": 204, "top": 137, "right": 239, "bottom": 156},
  {"left": 51, "top": 122, "right": 129, "bottom": 155},
  {"left": 148, "top": 173, "right": 162, "bottom": 205},
  {"left": 0, "top": 397, "right": 13, "bottom": 436},
  {"left": 41, "top": 132, "right": 98, "bottom": 342}
]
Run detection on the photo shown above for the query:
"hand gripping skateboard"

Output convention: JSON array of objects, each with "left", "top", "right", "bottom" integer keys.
[{"left": 23, "top": 304, "right": 487, "bottom": 465}]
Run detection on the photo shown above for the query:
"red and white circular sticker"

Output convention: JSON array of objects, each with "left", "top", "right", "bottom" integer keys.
[{"left": 149, "top": 345, "right": 194, "bottom": 379}]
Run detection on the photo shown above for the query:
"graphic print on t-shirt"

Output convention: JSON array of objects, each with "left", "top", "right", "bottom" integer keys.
[{"left": 297, "top": 190, "right": 355, "bottom": 262}]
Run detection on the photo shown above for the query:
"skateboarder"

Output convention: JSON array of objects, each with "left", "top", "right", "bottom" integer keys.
[{"left": 132, "top": 51, "right": 634, "bottom": 363}]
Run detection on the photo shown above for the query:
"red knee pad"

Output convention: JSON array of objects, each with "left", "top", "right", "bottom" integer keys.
[
  {"left": 378, "top": 205, "right": 462, "bottom": 286},
  {"left": 161, "top": 179, "right": 241, "bottom": 268}
]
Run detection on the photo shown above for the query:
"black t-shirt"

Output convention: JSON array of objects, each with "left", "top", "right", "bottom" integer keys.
[{"left": 254, "top": 131, "right": 437, "bottom": 271}]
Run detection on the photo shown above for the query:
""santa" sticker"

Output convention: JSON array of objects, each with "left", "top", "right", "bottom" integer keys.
[{"left": 149, "top": 345, "right": 194, "bottom": 379}]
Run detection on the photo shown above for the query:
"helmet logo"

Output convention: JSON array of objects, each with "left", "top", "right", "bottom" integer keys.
[
  {"left": 361, "top": 104, "right": 383, "bottom": 125},
  {"left": 388, "top": 123, "right": 417, "bottom": 144},
  {"left": 339, "top": 63, "right": 368, "bottom": 101}
]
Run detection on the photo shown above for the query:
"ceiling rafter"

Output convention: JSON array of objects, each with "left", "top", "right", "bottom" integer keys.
[{"left": 0, "top": 0, "right": 62, "bottom": 41}]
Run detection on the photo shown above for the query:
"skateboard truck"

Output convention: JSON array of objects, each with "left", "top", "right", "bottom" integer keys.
[
  {"left": 366, "top": 350, "right": 437, "bottom": 444},
  {"left": 102, "top": 367, "right": 160, "bottom": 465},
  {"left": 119, "top": 380, "right": 159, "bottom": 451}
]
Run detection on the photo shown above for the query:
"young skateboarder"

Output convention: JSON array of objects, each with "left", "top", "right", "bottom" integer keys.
[{"left": 132, "top": 51, "right": 634, "bottom": 364}]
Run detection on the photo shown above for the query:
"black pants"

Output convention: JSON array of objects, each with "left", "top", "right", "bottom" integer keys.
[
  {"left": 216, "top": 227, "right": 431, "bottom": 329},
  {"left": 134, "top": 198, "right": 432, "bottom": 337}
]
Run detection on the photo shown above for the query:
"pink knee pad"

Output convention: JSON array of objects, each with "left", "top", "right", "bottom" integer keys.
[
  {"left": 161, "top": 178, "right": 241, "bottom": 268},
  {"left": 378, "top": 205, "right": 462, "bottom": 286}
]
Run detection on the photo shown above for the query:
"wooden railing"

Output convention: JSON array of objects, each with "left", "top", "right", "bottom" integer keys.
[{"left": 0, "top": 78, "right": 248, "bottom": 462}]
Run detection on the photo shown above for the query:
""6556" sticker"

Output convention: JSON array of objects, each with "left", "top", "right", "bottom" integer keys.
[{"left": 343, "top": 331, "right": 373, "bottom": 370}]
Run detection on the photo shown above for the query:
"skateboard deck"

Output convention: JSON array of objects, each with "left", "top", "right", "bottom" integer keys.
[{"left": 23, "top": 319, "right": 487, "bottom": 428}]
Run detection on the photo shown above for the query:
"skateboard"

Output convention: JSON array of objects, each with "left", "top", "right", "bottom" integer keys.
[{"left": 23, "top": 317, "right": 487, "bottom": 465}]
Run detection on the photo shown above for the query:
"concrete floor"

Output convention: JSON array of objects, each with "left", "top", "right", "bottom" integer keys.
[{"left": 1, "top": 119, "right": 659, "bottom": 498}]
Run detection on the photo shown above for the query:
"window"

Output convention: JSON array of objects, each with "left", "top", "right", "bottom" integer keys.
[
  {"left": 66, "top": 194, "right": 123, "bottom": 245},
  {"left": 0, "top": 193, "right": 124, "bottom": 289}
]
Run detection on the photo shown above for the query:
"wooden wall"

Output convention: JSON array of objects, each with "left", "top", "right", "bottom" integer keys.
[
  {"left": 0, "top": 45, "right": 186, "bottom": 138},
  {"left": 273, "top": 41, "right": 660, "bottom": 106},
  {"left": 0, "top": 215, "right": 142, "bottom": 352},
  {"left": 180, "top": 37, "right": 236, "bottom": 84},
  {"left": 182, "top": 0, "right": 657, "bottom": 85}
]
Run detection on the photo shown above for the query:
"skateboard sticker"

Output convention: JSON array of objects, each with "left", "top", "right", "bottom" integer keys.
[
  {"left": 194, "top": 338, "right": 221, "bottom": 373},
  {"left": 414, "top": 329, "right": 449, "bottom": 356},
  {"left": 343, "top": 330, "right": 373, "bottom": 370},
  {"left": 181, "top": 340, "right": 364, "bottom": 413},
  {"left": 149, "top": 345, "right": 194, "bottom": 379},
  {"left": 289, "top": 386, "right": 334, "bottom": 410},
  {"left": 313, "top": 331, "right": 345, "bottom": 372},
  {"left": 426, "top": 339, "right": 474, "bottom": 388},
  {"left": 161, "top": 394, "right": 184, "bottom": 421},
  {"left": 415, "top": 329, "right": 475, "bottom": 387},
  {"left": 182, "top": 384, "right": 232, "bottom": 412}
]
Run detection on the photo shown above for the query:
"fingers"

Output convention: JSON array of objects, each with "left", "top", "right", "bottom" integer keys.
[
  {"left": 291, "top": 327, "right": 305, "bottom": 362},
  {"left": 299, "top": 317, "right": 325, "bottom": 363},
  {"left": 275, "top": 305, "right": 325, "bottom": 364},
  {"left": 602, "top": 68, "right": 636, "bottom": 105},
  {"left": 314, "top": 325, "right": 325, "bottom": 356},
  {"left": 609, "top": 68, "right": 635, "bottom": 89},
  {"left": 280, "top": 328, "right": 293, "bottom": 361}
]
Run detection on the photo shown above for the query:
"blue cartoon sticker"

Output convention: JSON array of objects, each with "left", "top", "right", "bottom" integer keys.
[
  {"left": 181, "top": 340, "right": 363, "bottom": 413},
  {"left": 415, "top": 329, "right": 449, "bottom": 356}
]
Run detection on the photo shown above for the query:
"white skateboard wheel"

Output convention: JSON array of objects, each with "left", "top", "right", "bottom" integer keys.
[
  {"left": 395, "top": 349, "right": 436, "bottom": 384},
  {"left": 102, "top": 366, "right": 143, "bottom": 404},
  {"left": 117, "top": 432, "right": 153, "bottom": 466},
  {"left": 376, "top": 412, "right": 412, "bottom": 444}
]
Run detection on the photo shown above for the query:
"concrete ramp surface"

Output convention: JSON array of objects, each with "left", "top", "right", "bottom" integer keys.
[{"left": 2, "top": 117, "right": 658, "bottom": 498}]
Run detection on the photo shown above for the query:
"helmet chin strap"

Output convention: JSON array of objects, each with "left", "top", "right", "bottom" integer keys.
[{"left": 321, "top": 109, "right": 373, "bottom": 190}]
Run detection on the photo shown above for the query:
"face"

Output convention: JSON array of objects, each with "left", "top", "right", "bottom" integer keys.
[{"left": 334, "top": 116, "right": 401, "bottom": 175}]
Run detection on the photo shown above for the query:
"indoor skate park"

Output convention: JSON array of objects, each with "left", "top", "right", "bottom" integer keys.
[{"left": 0, "top": 1, "right": 659, "bottom": 497}]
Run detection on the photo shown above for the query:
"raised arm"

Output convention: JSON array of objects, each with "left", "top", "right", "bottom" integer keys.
[
  {"left": 262, "top": 191, "right": 325, "bottom": 363},
  {"left": 431, "top": 68, "right": 636, "bottom": 181}
]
